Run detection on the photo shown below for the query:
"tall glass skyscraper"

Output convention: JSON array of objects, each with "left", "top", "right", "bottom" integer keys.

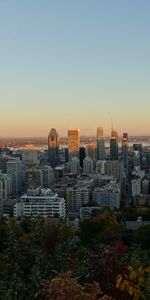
[
  {"left": 68, "top": 129, "right": 80, "bottom": 160},
  {"left": 110, "top": 129, "right": 118, "bottom": 160},
  {"left": 97, "top": 127, "right": 106, "bottom": 160},
  {"left": 122, "top": 132, "right": 128, "bottom": 174},
  {"left": 48, "top": 128, "right": 59, "bottom": 167}
]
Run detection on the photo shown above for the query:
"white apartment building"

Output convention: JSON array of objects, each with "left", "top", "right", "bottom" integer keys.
[
  {"left": 93, "top": 182, "right": 121, "bottom": 209},
  {"left": 14, "top": 188, "right": 66, "bottom": 219}
]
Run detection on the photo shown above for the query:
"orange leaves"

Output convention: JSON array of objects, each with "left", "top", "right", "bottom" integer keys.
[
  {"left": 116, "top": 265, "right": 150, "bottom": 299},
  {"left": 37, "top": 272, "right": 113, "bottom": 300}
]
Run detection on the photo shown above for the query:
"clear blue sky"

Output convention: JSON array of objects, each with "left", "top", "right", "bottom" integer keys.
[{"left": 0, "top": 0, "right": 150, "bottom": 137}]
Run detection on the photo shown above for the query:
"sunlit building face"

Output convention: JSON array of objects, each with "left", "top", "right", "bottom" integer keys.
[
  {"left": 48, "top": 128, "right": 59, "bottom": 149},
  {"left": 97, "top": 127, "right": 104, "bottom": 139},
  {"left": 68, "top": 129, "right": 80, "bottom": 159},
  {"left": 97, "top": 127, "right": 105, "bottom": 160},
  {"left": 48, "top": 128, "right": 59, "bottom": 167}
]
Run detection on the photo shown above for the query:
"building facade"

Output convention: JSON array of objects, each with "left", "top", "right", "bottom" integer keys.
[
  {"left": 48, "top": 128, "right": 59, "bottom": 167},
  {"left": 68, "top": 129, "right": 80, "bottom": 160},
  {"left": 97, "top": 127, "right": 106, "bottom": 160},
  {"left": 14, "top": 188, "right": 66, "bottom": 219}
]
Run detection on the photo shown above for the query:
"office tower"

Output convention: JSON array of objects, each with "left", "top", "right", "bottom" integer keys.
[
  {"left": 96, "top": 160, "right": 106, "bottom": 174},
  {"left": 26, "top": 167, "right": 43, "bottom": 189},
  {"left": 97, "top": 127, "right": 106, "bottom": 160},
  {"left": 133, "top": 144, "right": 143, "bottom": 166},
  {"left": 64, "top": 148, "right": 69, "bottom": 162},
  {"left": 0, "top": 171, "right": 12, "bottom": 200},
  {"left": 86, "top": 143, "right": 97, "bottom": 162},
  {"left": 104, "top": 160, "right": 123, "bottom": 180},
  {"left": 0, "top": 171, "right": 12, "bottom": 216},
  {"left": 110, "top": 129, "right": 118, "bottom": 160},
  {"left": 67, "top": 186, "right": 89, "bottom": 212},
  {"left": 21, "top": 149, "right": 39, "bottom": 166},
  {"left": 145, "top": 151, "right": 150, "bottom": 169},
  {"left": 79, "top": 146, "right": 86, "bottom": 168},
  {"left": 0, "top": 156, "right": 9, "bottom": 173},
  {"left": 133, "top": 151, "right": 141, "bottom": 170},
  {"left": 142, "top": 178, "right": 149, "bottom": 195},
  {"left": 7, "top": 159, "right": 24, "bottom": 196},
  {"left": 68, "top": 129, "right": 80, "bottom": 160},
  {"left": 83, "top": 157, "right": 93, "bottom": 174},
  {"left": 122, "top": 133, "right": 128, "bottom": 174},
  {"left": 93, "top": 182, "right": 121, "bottom": 209},
  {"left": 132, "top": 178, "right": 141, "bottom": 197},
  {"left": 70, "top": 157, "right": 80, "bottom": 175},
  {"left": 41, "top": 165, "right": 55, "bottom": 188},
  {"left": 48, "top": 128, "right": 59, "bottom": 167}
]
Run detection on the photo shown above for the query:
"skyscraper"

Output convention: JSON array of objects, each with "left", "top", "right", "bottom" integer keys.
[
  {"left": 133, "top": 144, "right": 143, "bottom": 166},
  {"left": 97, "top": 127, "right": 106, "bottom": 160},
  {"left": 68, "top": 129, "right": 80, "bottom": 160},
  {"left": 7, "top": 159, "right": 24, "bottom": 196},
  {"left": 122, "top": 133, "right": 128, "bottom": 174},
  {"left": 79, "top": 146, "right": 86, "bottom": 168},
  {"left": 48, "top": 128, "right": 59, "bottom": 167},
  {"left": 110, "top": 129, "right": 118, "bottom": 160}
]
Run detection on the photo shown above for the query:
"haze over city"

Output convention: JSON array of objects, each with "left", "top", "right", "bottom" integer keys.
[{"left": 0, "top": 0, "right": 150, "bottom": 137}]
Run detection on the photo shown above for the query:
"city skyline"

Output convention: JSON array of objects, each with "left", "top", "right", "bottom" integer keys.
[{"left": 1, "top": 1, "right": 150, "bottom": 137}]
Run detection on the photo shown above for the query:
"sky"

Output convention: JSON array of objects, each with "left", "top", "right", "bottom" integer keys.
[{"left": 0, "top": 0, "right": 150, "bottom": 137}]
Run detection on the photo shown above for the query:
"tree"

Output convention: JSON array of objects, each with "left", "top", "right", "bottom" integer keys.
[
  {"left": 116, "top": 265, "right": 150, "bottom": 300},
  {"left": 36, "top": 272, "right": 112, "bottom": 300}
]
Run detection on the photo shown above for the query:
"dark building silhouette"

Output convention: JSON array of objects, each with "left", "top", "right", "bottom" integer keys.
[
  {"left": 110, "top": 129, "right": 118, "bottom": 160},
  {"left": 65, "top": 147, "right": 69, "bottom": 163},
  {"left": 79, "top": 146, "right": 86, "bottom": 168},
  {"left": 97, "top": 127, "right": 106, "bottom": 160},
  {"left": 48, "top": 128, "right": 59, "bottom": 167},
  {"left": 122, "top": 132, "right": 128, "bottom": 174}
]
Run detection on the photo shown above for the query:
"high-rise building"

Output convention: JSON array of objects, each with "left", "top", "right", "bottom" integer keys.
[
  {"left": 104, "top": 160, "right": 123, "bottom": 180},
  {"left": 21, "top": 148, "right": 39, "bottom": 166},
  {"left": 0, "top": 171, "right": 12, "bottom": 216},
  {"left": 142, "top": 178, "right": 149, "bottom": 195},
  {"left": 68, "top": 129, "right": 80, "bottom": 160},
  {"left": 93, "top": 182, "right": 121, "bottom": 209},
  {"left": 132, "top": 178, "right": 141, "bottom": 197},
  {"left": 41, "top": 165, "right": 55, "bottom": 188},
  {"left": 26, "top": 167, "right": 43, "bottom": 189},
  {"left": 48, "top": 128, "right": 59, "bottom": 167},
  {"left": 0, "top": 156, "right": 9, "bottom": 173},
  {"left": 86, "top": 143, "right": 96, "bottom": 162},
  {"left": 0, "top": 171, "right": 12, "bottom": 201},
  {"left": 133, "top": 144, "right": 143, "bottom": 166},
  {"left": 7, "top": 159, "right": 24, "bottom": 196},
  {"left": 110, "top": 129, "right": 118, "bottom": 160},
  {"left": 133, "top": 151, "right": 141, "bottom": 170},
  {"left": 79, "top": 146, "right": 86, "bottom": 168},
  {"left": 67, "top": 186, "right": 89, "bottom": 212},
  {"left": 97, "top": 127, "right": 106, "bottom": 160},
  {"left": 83, "top": 157, "right": 93, "bottom": 174},
  {"left": 122, "top": 133, "right": 128, "bottom": 174},
  {"left": 70, "top": 157, "right": 80, "bottom": 175}
]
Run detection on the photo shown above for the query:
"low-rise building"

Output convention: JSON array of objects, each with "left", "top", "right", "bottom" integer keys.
[{"left": 14, "top": 188, "right": 66, "bottom": 219}]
